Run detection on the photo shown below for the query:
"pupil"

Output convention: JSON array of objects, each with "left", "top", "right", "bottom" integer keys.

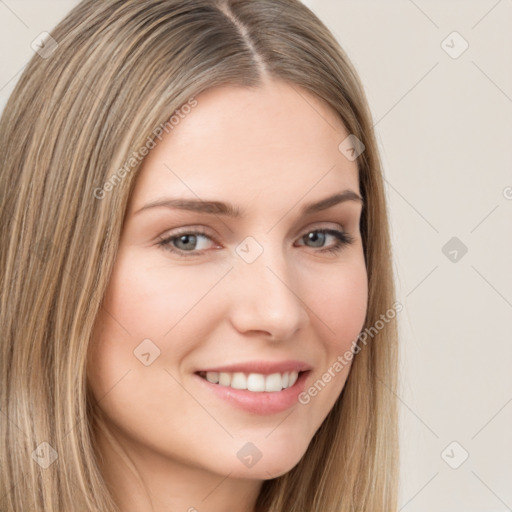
[
  {"left": 177, "top": 234, "right": 196, "bottom": 250},
  {"left": 308, "top": 232, "right": 324, "bottom": 247}
]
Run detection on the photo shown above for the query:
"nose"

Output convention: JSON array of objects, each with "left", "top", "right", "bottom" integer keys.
[{"left": 227, "top": 240, "right": 309, "bottom": 341}]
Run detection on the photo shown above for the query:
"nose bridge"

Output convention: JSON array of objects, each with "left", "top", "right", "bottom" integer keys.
[{"left": 229, "top": 234, "right": 308, "bottom": 338}]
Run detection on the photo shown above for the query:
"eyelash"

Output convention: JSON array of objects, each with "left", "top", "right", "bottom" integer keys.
[{"left": 156, "top": 227, "right": 355, "bottom": 258}]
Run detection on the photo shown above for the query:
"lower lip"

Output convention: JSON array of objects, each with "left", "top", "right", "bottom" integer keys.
[{"left": 194, "top": 371, "right": 310, "bottom": 415}]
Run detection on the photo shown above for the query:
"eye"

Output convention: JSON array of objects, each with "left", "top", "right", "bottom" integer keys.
[
  {"left": 157, "top": 228, "right": 216, "bottom": 255},
  {"left": 295, "top": 228, "right": 355, "bottom": 254},
  {"left": 157, "top": 227, "right": 355, "bottom": 258}
]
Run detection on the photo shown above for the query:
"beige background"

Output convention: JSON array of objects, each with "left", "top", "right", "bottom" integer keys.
[{"left": 1, "top": 1, "right": 511, "bottom": 511}]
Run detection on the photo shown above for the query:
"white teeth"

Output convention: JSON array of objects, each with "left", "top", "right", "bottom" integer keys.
[
  {"left": 218, "top": 372, "right": 231, "bottom": 386},
  {"left": 206, "top": 371, "right": 219, "bottom": 384},
  {"left": 204, "top": 371, "right": 300, "bottom": 392},
  {"left": 230, "top": 372, "right": 246, "bottom": 389},
  {"left": 247, "top": 373, "right": 266, "bottom": 392},
  {"left": 265, "top": 373, "right": 282, "bottom": 392}
]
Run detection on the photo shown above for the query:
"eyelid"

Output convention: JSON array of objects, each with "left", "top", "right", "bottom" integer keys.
[
  {"left": 157, "top": 225, "right": 219, "bottom": 243},
  {"left": 156, "top": 221, "right": 353, "bottom": 258},
  {"left": 158, "top": 221, "right": 347, "bottom": 244}
]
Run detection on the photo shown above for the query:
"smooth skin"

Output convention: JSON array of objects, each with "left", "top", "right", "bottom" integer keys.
[{"left": 87, "top": 78, "right": 368, "bottom": 512}]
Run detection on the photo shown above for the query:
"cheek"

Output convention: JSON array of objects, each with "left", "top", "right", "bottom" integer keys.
[
  {"left": 292, "top": 259, "right": 367, "bottom": 436},
  {"left": 99, "top": 248, "right": 226, "bottom": 341},
  {"left": 86, "top": 249, "right": 228, "bottom": 398},
  {"left": 308, "top": 257, "right": 368, "bottom": 352}
]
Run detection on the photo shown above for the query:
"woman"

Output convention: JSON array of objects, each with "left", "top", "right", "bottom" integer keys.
[{"left": 0, "top": 1, "right": 399, "bottom": 510}]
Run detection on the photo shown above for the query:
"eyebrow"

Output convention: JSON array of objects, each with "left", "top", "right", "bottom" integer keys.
[{"left": 134, "top": 189, "right": 364, "bottom": 218}]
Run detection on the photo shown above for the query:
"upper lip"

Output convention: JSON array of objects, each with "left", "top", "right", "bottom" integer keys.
[{"left": 196, "top": 360, "right": 312, "bottom": 375}]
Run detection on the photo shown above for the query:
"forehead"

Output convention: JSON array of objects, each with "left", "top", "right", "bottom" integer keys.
[{"left": 129, "top": 80, "right": 360, "bottom": 214}]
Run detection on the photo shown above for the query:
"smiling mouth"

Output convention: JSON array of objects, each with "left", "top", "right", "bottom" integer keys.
[{"left": 196, "top": 370, "right": 307, "bottom": 392}]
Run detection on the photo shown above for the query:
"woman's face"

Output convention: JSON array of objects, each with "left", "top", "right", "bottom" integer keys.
[{"left": 87, "top": 79, "right": 368, "bottom": 480}]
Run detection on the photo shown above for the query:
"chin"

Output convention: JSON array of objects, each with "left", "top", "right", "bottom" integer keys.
[
  {"left": 224, "top": 458, "right": 304, "bottom": 480},
  {"left": 259, "top": 454, "right": 305, "bottom": 479},
  {"left": 219, "top": 438, "right": 310, "bottom": 480}
]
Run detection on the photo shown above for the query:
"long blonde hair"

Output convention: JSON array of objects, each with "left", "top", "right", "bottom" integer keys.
[{"left": 0, "top": 1, "right": 399, "bottom": 510}]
